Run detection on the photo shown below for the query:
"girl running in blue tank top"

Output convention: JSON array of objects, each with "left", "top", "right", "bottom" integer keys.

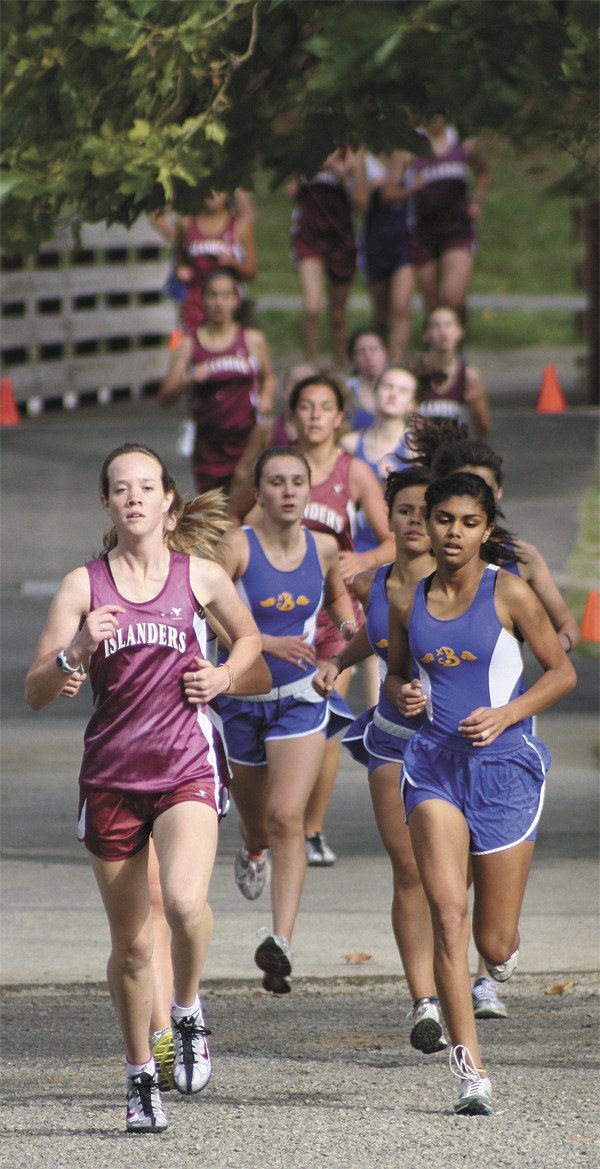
[
  {"left": 420, "top": 423, "right": 580, "bottom": 656},
  {"left": 385, "top": 472, "right": 576, "bottom": 1118},
  {"left": 218, "top": 447, "right": 357, "bottom": 994},
  {"left": 341, "top": 366, "right": 417, "bottom": 555},
  {"left": 314, "top": 467, "right": 451, "bottom": 1054},
  {"left": 406, "top": 416, "right": 580, "bottom": 1010}
]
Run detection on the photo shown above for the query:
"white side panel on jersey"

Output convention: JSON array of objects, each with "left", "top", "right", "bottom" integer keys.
[{"left": 488, "top": 627, "right": 523, "bottom": 708}]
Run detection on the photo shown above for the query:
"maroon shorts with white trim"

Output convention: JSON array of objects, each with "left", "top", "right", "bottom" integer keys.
[{"left": 78, "top": 777, "right": 224, "bottom": 861}]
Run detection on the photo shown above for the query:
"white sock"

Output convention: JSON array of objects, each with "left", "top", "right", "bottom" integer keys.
[
  {"left": 171, "top": 995, "right": 200, "bottom": 1021},
  {"left": 125, "top": 1055, "right": 155, "bottom": 1079}
]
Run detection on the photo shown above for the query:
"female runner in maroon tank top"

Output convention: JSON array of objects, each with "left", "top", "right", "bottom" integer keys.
[
  {"left": 287, "top": 146, "right": 357, "bottom": 371},
  {"left": 412, "top": 306, "right": 491, "bottom": 439},
  {"left": 25, "top": 443, "right": 264, "bottom": 1135},
  {"left": 159, "top": 269, "right": 276, "bottom": 494},
  {"left": 176, "top": 189, "right": 257, "bottom": 333},
  {"left": 407, "top": 114, "right": 489, "bottom": 321}
]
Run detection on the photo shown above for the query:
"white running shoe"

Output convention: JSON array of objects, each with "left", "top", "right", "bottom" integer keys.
[
  {"left": 234, "top": 845, "right": 270, "bottom": 900},
  {"left": 305, "top": 832, "right": 336, "bottom": 866},
  {"left": 450, "top": 1045, "right": 493, "bottom": 1116},
  {"left": 171, "top": 1000, "right": 212, "bottom": 1095},
  {"left": 472, "top": 977, "right": 508, "bottom": 1019},
  {"left": 409, "top": 997, "right": 448, "bottom": 1054},
  {"left": 486, "top": 947, "right": 519, "bottom": 983},
  {"left": 126, "top": 1070, "right": 168, "bottom": 1133}
]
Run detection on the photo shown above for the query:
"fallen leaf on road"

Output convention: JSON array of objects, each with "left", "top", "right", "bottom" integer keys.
[{"left": 542, "top": 978, "right": 575, "bottom": 995}]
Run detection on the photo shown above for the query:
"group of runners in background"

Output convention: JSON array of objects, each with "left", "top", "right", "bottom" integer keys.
[{"left": 25, "top": 116, "right": 579, "bottom": 1131}]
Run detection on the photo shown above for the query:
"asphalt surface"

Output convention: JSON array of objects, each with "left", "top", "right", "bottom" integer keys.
[
  {"left": 1, "top": 352, "right": 598, "bottom": 1166},
  {"left": 2, "top": 974, "right": 597, "bottom": 1169}
]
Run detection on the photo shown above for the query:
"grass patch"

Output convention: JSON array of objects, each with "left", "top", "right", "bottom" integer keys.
[
  {"left": 256, "top": 306, "right": 375, "bottom": 362},
  {"left": 473, "top": 136, "right": 585, "bottom": 296},
  {"left": 256, "top": 305, "right": 580, "bottom": 360},
  {"left": 461, "top": 310, "right": 579, "bottom": 350}
]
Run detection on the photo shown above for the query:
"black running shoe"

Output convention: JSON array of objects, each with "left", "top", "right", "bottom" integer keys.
[
  {"left": 255, "top": 934, "right": 292, "bottom": 976},
  {"left": 410, "top": 996, "right": 448, "bottom": 1054}
]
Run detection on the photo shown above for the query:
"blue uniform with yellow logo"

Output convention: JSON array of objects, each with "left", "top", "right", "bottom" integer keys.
[
  {"left": 402, "top": 565, "right": 551, "bottom": 853},
  {"left": 344, "top": 564, "right": 422, "bottom": 774},
  {"left": 217, "top": 526, "right": 347, "bottom": 765},
  {"left": 234, "top": 526, "right": 323, "bottom": 688}
]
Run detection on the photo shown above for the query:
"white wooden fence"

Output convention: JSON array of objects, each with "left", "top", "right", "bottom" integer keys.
[{"left": 1, "top": 217, "right": 177, "bottom": 414}]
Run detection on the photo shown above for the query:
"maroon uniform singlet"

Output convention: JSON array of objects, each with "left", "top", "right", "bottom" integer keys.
[
  {"left": 291, "top": 173, "right": 356, "bottom": 283},
  {"left": 302, "top": 451, "right": 362, "bottom": 657},
  {"left": 303, "top": 451, "right": 355, "bottom": 553},
  {"left": 78, "top": 552, "right": 229, "bottom": 803},
  {"left": 181, "top": 214, "right": 241, "bottom": 331},
  {"left": 189, "top": 327, "right": 259, "bottom": 493},
  {"left": 413, "top": 358, "right": 470, "bottom": 430},
  {"left": 408, "top": 139, "right": 476, "bottom": 265}
]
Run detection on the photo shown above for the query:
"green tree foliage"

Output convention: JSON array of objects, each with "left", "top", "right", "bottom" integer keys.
[{"left": 1, "top": 0, "right": 597, "bottom": 253}]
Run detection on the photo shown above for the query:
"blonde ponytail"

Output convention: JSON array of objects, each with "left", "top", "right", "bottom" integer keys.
[{"left": 166, "top": 487, "right": 231, "bottom": 561}]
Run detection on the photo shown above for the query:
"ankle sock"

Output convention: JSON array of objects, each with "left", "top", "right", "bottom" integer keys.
[
  {"left": 171, "top": 995, "right": 200, "bottom": 1021},
  {"left": 125, "top": 1055, "right": 155, "bottom": 1078}
]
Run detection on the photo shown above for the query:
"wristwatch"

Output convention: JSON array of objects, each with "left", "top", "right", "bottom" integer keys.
[{"left": 56, "top": 649, "right": 85, "bottom": 675}]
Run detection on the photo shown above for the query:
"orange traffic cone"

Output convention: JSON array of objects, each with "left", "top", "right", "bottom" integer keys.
[
  {"left": 168, "top": 328, "right": 184, "bottom": 351},
  {"left": 580, "top": 590, "right": 600, "bottom": 643},
  {"left": 537, "top": 365, "right": 567, "bottom": 413},
  {"left": 0, "top": 376, "right": 21, "bottom": 425}
]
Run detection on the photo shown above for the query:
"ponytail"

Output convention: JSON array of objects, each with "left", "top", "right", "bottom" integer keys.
[{"left": 165, "top": 487, "right": 231, "bottom": 561}]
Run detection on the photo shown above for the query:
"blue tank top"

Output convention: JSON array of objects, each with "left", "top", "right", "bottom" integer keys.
[
  {"left": 352, "top": 433, "right": 411, "bottom": 553},
  {"left": 235, "top": 526, "right": 324, "bottom": 687},
  {"left": 408, "top": 564, "right": 526, "bottom": 749},
  {"left": 366, "top": 564, "right": 422, "bottom": 732}
]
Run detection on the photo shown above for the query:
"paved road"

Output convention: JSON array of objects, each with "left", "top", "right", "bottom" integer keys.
[{"left": 0, "top": 389, "right": 598, "bottom": 1165}]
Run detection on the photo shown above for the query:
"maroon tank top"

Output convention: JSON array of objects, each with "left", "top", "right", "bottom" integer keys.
[
  {"left": 181, "top": 214, "right": 240, "bottom": 330},
  {"left": 189, "top": 328, "right": 258, "bottom": 483},
  {"left": 270, "top": 414, "right": 294, "bottom": 447},
  {"left": 303, "top": 451, "right": 355, "bottom": 553},
  {"left": 411, "top": 140, "right": 471, "bottom": 226},
  {"left": 79, "top": 552, "right": 227, "bottom": 794},
  {"left": 415, "top": 359, "right": 469, "bottom": 427}
]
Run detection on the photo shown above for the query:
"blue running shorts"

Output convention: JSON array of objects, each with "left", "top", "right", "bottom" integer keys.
[
  {"left": 401, "top": 732, "right": 551, "bottom": 854},
  {"left": 218, "top": 693, "right": 329, "bottom": 766},
  {"left": 344, "top": 706, "right": 414, "bottom": 775}
]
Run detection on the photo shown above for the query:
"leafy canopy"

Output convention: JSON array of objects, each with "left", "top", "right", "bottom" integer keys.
[{"left": 1, "top": 0, "right": 597, "bottom": 253}]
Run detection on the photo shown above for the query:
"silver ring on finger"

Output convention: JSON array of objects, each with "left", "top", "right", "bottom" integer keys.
[
  {"left": 479, "top": 730, "right": 488, "bottom": 741},
  {"left": 193, "top": 672, "right": 198, "bottom": 682}
]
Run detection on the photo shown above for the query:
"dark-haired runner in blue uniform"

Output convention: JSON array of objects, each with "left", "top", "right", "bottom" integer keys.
[{"left": 385, "top": 473, "right": 576, "bottom": 1116}]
